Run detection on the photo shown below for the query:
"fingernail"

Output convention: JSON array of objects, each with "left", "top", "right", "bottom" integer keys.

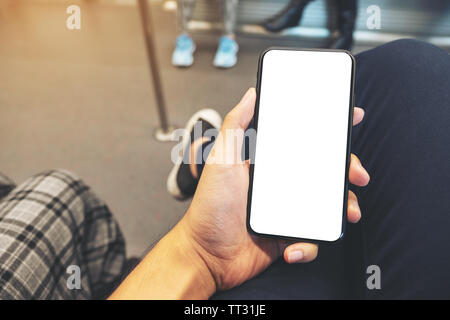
[
  {"left": 288, "top": 250, "right": 304, "bottom": 263},
  {"left": 239, "top": 88, "right": 253, "bottom": 104}
]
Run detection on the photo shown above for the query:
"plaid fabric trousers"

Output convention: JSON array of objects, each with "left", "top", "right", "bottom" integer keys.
[{"left": 0, "top": 169, "right": 126, "bottom": 299}]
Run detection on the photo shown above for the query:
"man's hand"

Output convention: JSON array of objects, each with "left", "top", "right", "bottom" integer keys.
[
  {"left": 179, "top": 87, "right": 370, "bottom": 292},
  {"left": 110, "top": 88, "right": 369, "bottom": 300}
]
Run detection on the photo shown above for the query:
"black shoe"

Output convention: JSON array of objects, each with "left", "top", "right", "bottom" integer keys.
[
  {"left": 262, "top": 0, "right": 313, "bottom": 33},
  {"left": 167, "top": 109, "right": 222, "bottom": 200},
  {"left": 329, "top": 8, "right": 356, "bottom": 51}
]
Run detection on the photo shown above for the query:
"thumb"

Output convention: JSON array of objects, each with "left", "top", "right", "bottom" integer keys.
[
  {"left": 222, "top": 88, "right": 256, "bottom": 131},
  {"left": 207, "top": 88, "right": 256, "bottom": 166},
  {"left": 283, "top": 242, "right": 319, "bottom": 264}
]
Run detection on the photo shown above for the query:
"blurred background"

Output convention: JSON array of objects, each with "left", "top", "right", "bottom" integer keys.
[{"left": 0, "top": 0, "right": 449, "bottom": 256}]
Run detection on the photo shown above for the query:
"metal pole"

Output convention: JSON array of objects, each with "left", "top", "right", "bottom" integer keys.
[{"left": 137, "top": 0, "right": 175, "bottom": 141}]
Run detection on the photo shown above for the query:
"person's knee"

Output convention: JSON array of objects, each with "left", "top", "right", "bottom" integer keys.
[
  {"left": 380, "top": 38, "right": 440, "bottom": 53},
  {"left": 34, "top": 169, "right": 84, "bottom": 190},
  {"left": 361, "top": 38, "right": 443, "bottom": 58},
  {"left": 354, "top": 38, "right": 449, "bottom": 116},
  {"left": 381, "top": 39, "right": 446, "bottom": 67},
  {"left": 356, "top": 39, "right": 448, "bottom": 81},
  {"left": 20, "top": 169, "right": 90, "bottom": 212}
]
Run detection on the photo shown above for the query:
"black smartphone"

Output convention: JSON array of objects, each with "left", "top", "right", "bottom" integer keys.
[{"left": 247, "top": 48, "right": 355, "bottom": 243}]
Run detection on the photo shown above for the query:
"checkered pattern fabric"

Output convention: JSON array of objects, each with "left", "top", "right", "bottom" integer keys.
[{"left": 0, "top": 169, "right": 126, "bottom": 299}]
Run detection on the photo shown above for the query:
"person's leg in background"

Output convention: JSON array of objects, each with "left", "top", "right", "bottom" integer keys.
[
  {"left": 328, "top": 0, "right": 357, "bottom": 50},
  {"left": 262, "top": 0, "right": 314, "bottom": 33},
  {"left": 352, "top": 39, "right": 450, "bottom": 299},
  {"left": 213, "top": 0, "right": 239, "bottom": 68},
  {"left": 223, "top": 0, "right": 238, "bottom": 37},
  {"left": 0, "top": 169, "right": 126, "bottom": 299},
  {"left": 172, "top": 0, "right": 197, "bottom": 67}
]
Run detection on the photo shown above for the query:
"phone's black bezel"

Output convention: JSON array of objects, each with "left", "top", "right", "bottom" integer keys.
[{"left": 246, "top": 47, "right": 356, "bottom": 244}]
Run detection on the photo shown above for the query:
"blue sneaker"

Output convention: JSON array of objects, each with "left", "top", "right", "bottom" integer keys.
[
  {"left": 172, "top": 34, "right": 196, "bottom": 67},
  {"left": 213, "top": 36, "right": 239, "bottom": 69}
]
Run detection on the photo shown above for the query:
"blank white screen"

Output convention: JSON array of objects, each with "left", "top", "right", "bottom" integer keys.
[{"left": 249, "top": 49, "right": 353, "bottom": 242}]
